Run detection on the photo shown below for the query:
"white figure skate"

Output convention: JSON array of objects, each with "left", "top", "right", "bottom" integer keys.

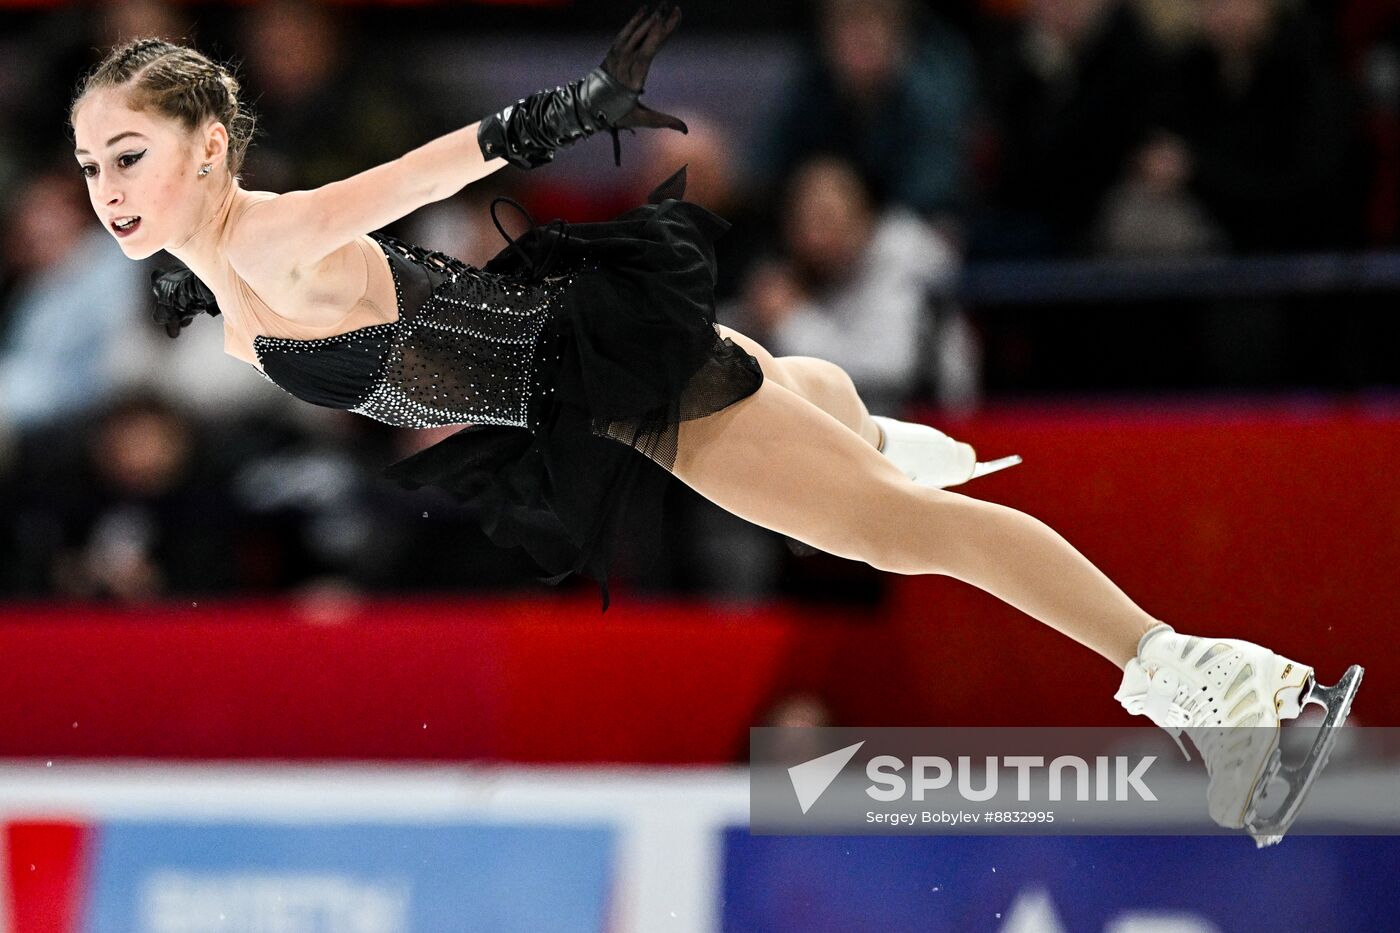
[
  {"left": 871, "top": 415, "right": 1021, "bottom": 489},
  {"left": 1115, "top": 623, "right": 1363, "bottom": 847}
]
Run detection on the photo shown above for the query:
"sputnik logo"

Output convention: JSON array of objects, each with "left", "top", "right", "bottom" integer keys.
[{"left": 788, "top": 741, "right": 865, "bottom": 814}]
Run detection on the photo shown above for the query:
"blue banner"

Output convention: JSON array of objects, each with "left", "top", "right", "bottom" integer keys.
[
  {"left": 723, "top": 832, "right": 1400, "bottom": 932},
  {"left": 83, "top": 820, "right": 616, "bottom": 933}
]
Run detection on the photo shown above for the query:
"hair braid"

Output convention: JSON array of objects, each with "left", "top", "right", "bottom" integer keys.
[{"left": 69, "top": 36, "right": 260, "bottom": 177}]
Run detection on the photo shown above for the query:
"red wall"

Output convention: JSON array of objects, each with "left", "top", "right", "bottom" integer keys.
[
  {"left": 0, "top": 395, "right": 1394, "bottom": 762},
  {"left": 885, "top": 394, "right": 1398, "bottom": 728}
]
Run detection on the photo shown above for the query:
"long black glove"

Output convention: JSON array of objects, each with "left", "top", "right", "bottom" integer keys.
[
  {"left": 151, "top": 265, "right": 220, "bottom": 338},
  {"left": 477, "top": 2, "right": 687, "bottom": 170}
]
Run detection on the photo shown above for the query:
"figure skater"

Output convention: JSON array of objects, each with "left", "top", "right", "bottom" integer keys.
[{"left": 69, "top": 3, "right": 1360, "bottom": 845}]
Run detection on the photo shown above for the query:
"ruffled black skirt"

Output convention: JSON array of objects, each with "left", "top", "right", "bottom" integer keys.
[{"left": 379, "top": 166, "right": 764, "bottom": 610}]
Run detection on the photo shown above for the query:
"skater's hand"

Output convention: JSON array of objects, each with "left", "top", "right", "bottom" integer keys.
[
  {"left": 477, "top": 1, "right": 685, "bottom": 170},
  {"left": 603, "top": 3, "right": 682, "bottom": 93},
  {"left": 601, "top": 3, "right": 689, "bottom": 135}
]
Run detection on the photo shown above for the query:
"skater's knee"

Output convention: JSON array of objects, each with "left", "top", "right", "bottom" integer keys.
[
  {"left": 778, "top": 357, "right": 856, "bottom": 407},
  {"left": 855, "top": 484, "right": 962, "bottom": 576}
]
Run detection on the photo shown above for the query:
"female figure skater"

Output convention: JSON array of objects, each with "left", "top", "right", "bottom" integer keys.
[{"left": 70, "top": 4, "right": 1358, "bottom": 845}]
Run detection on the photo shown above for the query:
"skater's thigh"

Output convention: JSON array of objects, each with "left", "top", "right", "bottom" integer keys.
[
  {"left": 671, "top": 377, "right": 939, "bottom": 568},
  {"left": 714, "top": 323, "right": 803, "bottom": 394}
]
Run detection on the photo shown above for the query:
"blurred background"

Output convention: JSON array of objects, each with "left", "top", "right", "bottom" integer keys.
[{"left": 0, "top": 0, "right": 1398, "bottom": 930}]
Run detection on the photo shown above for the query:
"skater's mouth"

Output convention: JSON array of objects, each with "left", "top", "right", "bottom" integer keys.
[{"left": 111, "top": 216, "right": 141, "bottom": 237}]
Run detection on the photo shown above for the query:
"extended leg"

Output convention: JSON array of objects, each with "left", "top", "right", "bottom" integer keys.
[
  {"left": 689, "top": 328, "right": 1359, "bottom": 844},
  {"left": 668, "top": 375, "right": 1160, "bottom": 667}
]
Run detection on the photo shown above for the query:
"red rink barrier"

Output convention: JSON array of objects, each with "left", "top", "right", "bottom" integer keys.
[{"left": 0, "top": 395, "right": 1394, "bottom": 761}]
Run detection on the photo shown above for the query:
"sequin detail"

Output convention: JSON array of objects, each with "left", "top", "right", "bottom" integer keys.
[{"left": 253, "top": 233, "right": 571, "bottom": 430}]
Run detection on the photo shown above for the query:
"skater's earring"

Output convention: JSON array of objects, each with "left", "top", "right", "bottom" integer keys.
[{"left": 198, "top": 164, "right": 211, "bottom": 177}]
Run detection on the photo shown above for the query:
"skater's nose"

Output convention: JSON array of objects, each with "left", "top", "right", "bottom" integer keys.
[{"left": 97, "top": 176, "right": 123, "bottom": 206}]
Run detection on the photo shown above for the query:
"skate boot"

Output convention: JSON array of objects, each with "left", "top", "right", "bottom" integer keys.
[
  {"left": 872, "top": 415, "right": 1020, "bottom": 488},
  {"left": 1114, "top": 623, "right": 1363, "bottom": 847}
]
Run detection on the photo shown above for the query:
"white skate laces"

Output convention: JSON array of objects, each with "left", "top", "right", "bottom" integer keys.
[
  {"left": 870, "top": 415, "right": 976, "bottom": 488},
  {"left": 1113, "top": 623, "right": 1363, "bottom": 846}
]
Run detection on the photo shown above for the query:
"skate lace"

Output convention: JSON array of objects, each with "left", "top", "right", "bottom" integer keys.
[
  {"left": 1123, "top": 668, "right": 1254, "bottom": 776},
  {"left": 1140, "top": 670, "right": 1196, "bottom": 761}
]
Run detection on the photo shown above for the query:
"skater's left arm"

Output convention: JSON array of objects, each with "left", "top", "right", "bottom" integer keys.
[
  {"left": 233, "top": 4, "right": 688, "bottom": 273},
  {"left": 231, "top": 124, "right": 507, "bottom": 271}
]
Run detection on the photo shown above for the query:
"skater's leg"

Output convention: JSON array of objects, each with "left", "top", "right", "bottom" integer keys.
[
  {"left": 716, "top": 323, "right": 883, "bottom": 449},
  {"left": 717, "top": 323, "right": 975, "bottom": 487},
  {"left": 669, "top": 377, "right": 1161, "bottom": 668}
]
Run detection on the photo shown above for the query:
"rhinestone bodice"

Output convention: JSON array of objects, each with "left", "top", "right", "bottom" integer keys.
[{"left": 251, "top": 233, "right": 570, "bottom": 430}]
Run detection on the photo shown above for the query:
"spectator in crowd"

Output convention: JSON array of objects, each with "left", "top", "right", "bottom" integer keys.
[
  {"left": 975, "top": 0, "right": 1169, "bottom": 257},
  {"left": 723, "top": 154, "right": 971, "bottom": 416},
  {"left": 1094, "top": 0, "right": 1365, "bottom": 387},
  {"left": 27, "top": 393, "right": 243, "bottom": 601},
  {"left": 234, "top": 0, "right": 429, "bottom": 195},
  {"left": 0, "top": 165, "right": 149, "bottom": 430},
  {"left": 1131, "top": 0, "right": 1366, "bottom": 254},
  {"left": 747, "top": 0, "right": 976, "bottom": 226},
  {"left": 1340, "top": 0, "right": 1400, "bottom": 243}
]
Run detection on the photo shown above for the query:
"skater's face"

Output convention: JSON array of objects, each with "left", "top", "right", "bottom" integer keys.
[{"left": 73, "top": 88, "right": 226, "bottom": 260}]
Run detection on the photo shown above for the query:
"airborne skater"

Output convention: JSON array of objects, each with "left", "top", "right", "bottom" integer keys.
[{"left": 70, "top": 3, "right": 1361, "bottom": 845}]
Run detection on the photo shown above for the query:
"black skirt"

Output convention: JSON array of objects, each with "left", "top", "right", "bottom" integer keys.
[{"left": 379, "top": 165, "right": 765, "bottom": 610}]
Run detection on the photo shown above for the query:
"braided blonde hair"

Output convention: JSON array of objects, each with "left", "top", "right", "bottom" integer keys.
[{"left": 69, "top": 36, "right": 258, "bottom": 177}]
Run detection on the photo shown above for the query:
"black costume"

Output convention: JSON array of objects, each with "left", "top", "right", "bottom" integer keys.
[{"left": 248, "top": 166, "right": 763, "bottom": 610}]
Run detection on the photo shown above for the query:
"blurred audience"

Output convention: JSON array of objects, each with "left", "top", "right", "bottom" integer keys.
[
  {"left": 0, "top": 0, "right": 1390, "bottom": 605},
  {"left": 234, "top": 0, "right": 430, "bottom": 193},
  {"left": 747, "top": 0, "right": 976, "bottom": 226},
  {"left": 975, "top": 0, "right": 1170, "bottom": 258},
  {"left": 1130, "top": 0, "right": 1366, "bottom": 254},
  {"left": 0, "top": 166, "right": 149, "bottom": 430},
  {"left": 722, "top": 154, "right": 974, "bottom": 415},
  {"left": 5, "top": 392, "right": 242, "bottom": 600}
]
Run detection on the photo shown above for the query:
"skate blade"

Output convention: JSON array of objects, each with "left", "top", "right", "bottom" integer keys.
[
  {"left": 971, "top": 455, "right": 1022, "bottom": 480},
  {"left": 1246, "top": 664, "right": 1364, "bottom": 848}
]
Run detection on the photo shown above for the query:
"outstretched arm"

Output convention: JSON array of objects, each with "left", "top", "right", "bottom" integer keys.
[
  {"left": 230, "top": 121, "right": 504, "bottom": 273},
  {"left": 231, "top": 3, "right": 685, "bottom": 276}
]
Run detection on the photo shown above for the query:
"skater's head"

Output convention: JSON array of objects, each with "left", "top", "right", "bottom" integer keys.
[{"left": 69, "top": 37, "right": 258, "bottom": 259}]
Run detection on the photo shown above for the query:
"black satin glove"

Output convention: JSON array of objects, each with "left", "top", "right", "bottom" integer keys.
[
  {"left": 151, "top": 265, "right": 220, "bottom": 339},
  {"left": 477, "top": 2, "right": 687, "bottom": 170}
]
